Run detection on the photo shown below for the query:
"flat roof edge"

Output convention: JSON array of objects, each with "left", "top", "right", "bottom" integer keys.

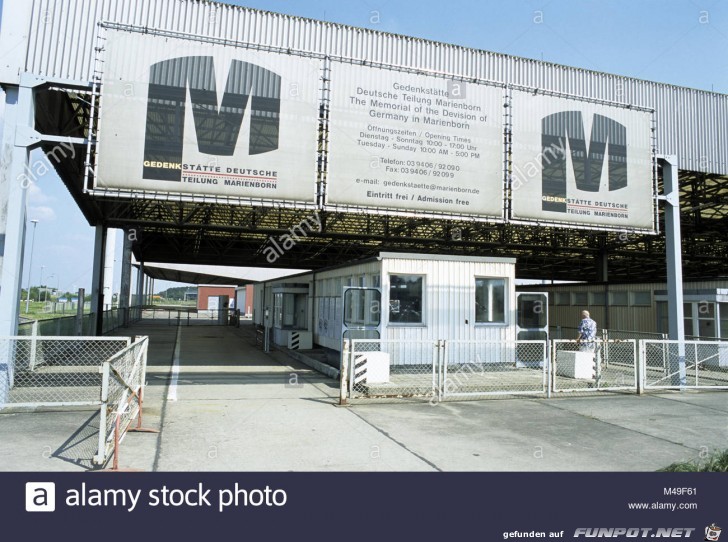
[{"left": 379, "top": 252, "right": 517, "bottom": 265}]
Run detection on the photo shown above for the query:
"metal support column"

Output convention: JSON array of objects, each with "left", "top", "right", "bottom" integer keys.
[
  {"left": 135, "top": 262, "right": 144, "bottom": 307},
  {"left": 90, "top": 225, "right": 107, "bottom": 336},
  {"left": 596, "top": 247, "right": 608, "bottom": 283},
  {"left": 659, "top": 155, "right": 686, "bottom": 387},
  {"left": 0, "top": 79, "right": 40, "bottom": 336},
  {"left": 597, "top": 246, "right": 609, "bottom": 329},
  {"left": 102, "top": 228, "right": 117, "bottom": 311},
  {"left": 119, "top": 231, "right": 133, "bottom": 325}
]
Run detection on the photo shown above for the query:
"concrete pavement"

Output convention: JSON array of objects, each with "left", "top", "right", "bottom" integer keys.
[{"left": 1, "top": 322, "right": 726, "bottom": 471}]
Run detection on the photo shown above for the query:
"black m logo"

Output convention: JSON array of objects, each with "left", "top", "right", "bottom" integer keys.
[
  {"left": 541, "top": 111, "right": 627, "bottom": 213},
  {"left": 143, "top": 56, "right": 281, "bottom": 182}
]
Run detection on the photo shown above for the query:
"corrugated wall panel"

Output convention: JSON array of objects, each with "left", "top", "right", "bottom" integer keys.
[
  {"left": 522, "top": 279, "right": 728, "bottom": 332},
  {"left": 381, "top": 257, "right": 515, "bottom": 345},
  {"left": 2, "top": 0, "right": 727, "bottom": 174}
]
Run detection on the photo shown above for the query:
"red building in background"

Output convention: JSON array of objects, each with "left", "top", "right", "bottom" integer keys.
[{"left": 197, "top": 285, "right": 236, "bottom": 310}]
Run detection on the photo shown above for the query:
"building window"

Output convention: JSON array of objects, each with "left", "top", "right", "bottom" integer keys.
[
  {"left": 684, "top": 302, "right": 694, "bottom": 336},
  {"left": 590, "top": 292, "right": 606, "bottom": 306},
  {"left": 632, "top": 291, "right": 651, "bottom": 306},
  {"left": 475, "top": 278, "right": 506, "bottom": 324},
  {"left": 389, "top": 274, "right": 424, "bottom": 324},
  {"left": 572, "top": 292, "right": 588, "bottom": 306},
  {"left": 697, "top": 301, "right": 716, "bottom": 338},
  {"left": 610, "top": 291, "right": 628, "bottom": 306},
  {"left": 720, "top": 303, "right": 728, "bottom": 339},
  {"left": 554, "top": 292, "right": 570, "bottom": 306}
]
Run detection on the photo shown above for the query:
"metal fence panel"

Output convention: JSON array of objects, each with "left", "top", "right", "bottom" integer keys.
[
  {"left": 12, "top": 306, "right": 144, "bottom": 338},
  {"left": 443, "top": 340, "right": 547, "bottom": 398},
  {"left": 349, "top": 339, "right": 438, "bottom": 401},
  {"left": 347, "top": 339, "right": 549, "bottom": 402},
  {"left": 0, "top": 336, "right": 130, "bottom": 408},
  {"left": 95, "top": 336, "right": 149, "bottom": 465},
  {"left": 552, "top": 339, "right": 637, "bottom": 393},
  {"left": 641, "top": 340, "right": 728, "bottom": 390},
  {"left": 136, "top": 308, "right": 230, "bottom": 326}
]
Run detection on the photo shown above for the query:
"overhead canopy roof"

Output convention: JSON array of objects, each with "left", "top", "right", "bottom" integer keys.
[
  {"left": 135, "top": 261, "right": 304, "bottom": 286},
  {"left": 39, "top": 86, "right": 728, "bottom": 282},
  {"left": 15, "top": 2, "right": 728, "bottom": 284}
]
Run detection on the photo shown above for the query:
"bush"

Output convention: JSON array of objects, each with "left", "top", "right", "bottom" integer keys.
[{"left": 659, "top": 449, "right": 728, "bottom": 472}]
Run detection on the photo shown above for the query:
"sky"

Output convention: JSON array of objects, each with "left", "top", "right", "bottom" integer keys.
[{"left": 0, "top": 0, "right": 726, "bottom": 295}]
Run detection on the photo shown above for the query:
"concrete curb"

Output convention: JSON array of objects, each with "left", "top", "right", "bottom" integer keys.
[{"left": 285, "top": 350, "right": 340, "bottom": 380}]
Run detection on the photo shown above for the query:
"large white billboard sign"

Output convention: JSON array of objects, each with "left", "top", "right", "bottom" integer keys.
[
  {"left": 96, "top": 29, "right": 320, "bottom": 202},
  {"left": 510, "top": 91, "right": 654, "bottom": 231},
  {"left": 327, "top": 62, "right": 504, "bottom": 218}
]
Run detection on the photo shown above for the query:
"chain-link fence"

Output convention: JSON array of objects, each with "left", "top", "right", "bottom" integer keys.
[
  {"left": 95, "top": 336, "right": 150, "bottom": 466},
  {"left": 344, "top": 339, "right": 548, "bottom": 402},
  {"left": 552, "top": 339, "right": 637, "bottom": 393},
  {"left": 342, "top": 338, "right": 728, "bottom": 403},
  {"left": 640, "top": 340, "right": 728, "bottom": 390},
  {"left": 348, "top": 340, "right": 438, "bottom": 401},
  {"left": 442, "top": 340, "right": 547, "bottom": 399},
  {"left": 0, "top": 336, "right": 131, "bottom": 407},
  {"left": 16, "top": 307, "right": 144, "bottom": 337}
]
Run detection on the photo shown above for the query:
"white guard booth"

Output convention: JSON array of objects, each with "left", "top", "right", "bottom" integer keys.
[{"left": 254, "top": 253, "right": 518, "bottom": 369}]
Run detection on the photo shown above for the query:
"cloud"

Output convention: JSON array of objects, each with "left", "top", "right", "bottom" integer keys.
[
  {"left": 28, "top": 205, "right": 57, "bottom": 222},
  {"left": 27, "top": 182, "right": 54, "bottom": 205}
]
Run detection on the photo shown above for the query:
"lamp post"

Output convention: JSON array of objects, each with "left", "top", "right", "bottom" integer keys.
[{"left": 24, "top": 219, "right": 39, "bottom": 313}]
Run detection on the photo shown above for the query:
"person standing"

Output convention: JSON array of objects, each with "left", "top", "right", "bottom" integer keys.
[{"left": 576, "top": 310, "right": 597, "bottom": 352}]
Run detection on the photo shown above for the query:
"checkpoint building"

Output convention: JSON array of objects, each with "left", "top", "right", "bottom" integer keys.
[{"left": 0, "top": 0, "right": 726, "bottom": 353}]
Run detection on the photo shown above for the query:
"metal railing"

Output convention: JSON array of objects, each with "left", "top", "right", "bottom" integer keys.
[
  {"left": 0, "top": 336, "right": 131, "bottom": 407},
  {"left": 551, "top": 339, "right": 638, "bottom": 394},
  {"left": 340, "top": 337, "right": 728, "bottom": 402},
  {"left": 443, "top": 340, "right": 548, "bottom": 399},
  {"left": 550, "top": 326, "right": 667, "bottom": 342},
  {"left": 16, "top": 307, "right": 145, "bottom": 337},
  {"left": 136, "top": 307, "right": 231, "bottom": 326},
  {"left": 641, "top": 340, "right": 728, "bottom": 390},
  {"left": 0, "top": 334, "right": 151, "bottom": 469},
  {"left": 95, "top": 336, "right": 154, "bottom": 467},
  {"left": 348, "top": 339, "right": 438, "bottom": 400},
  {"left": 344, "top": 339, "right": 548, "bottom": 403}
]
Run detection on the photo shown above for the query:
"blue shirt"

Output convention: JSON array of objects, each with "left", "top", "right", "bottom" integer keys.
[{"left": 578, "top": 317, "right": 597, "bottom": 342}]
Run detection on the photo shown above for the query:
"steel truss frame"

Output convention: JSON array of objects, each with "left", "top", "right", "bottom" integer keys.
[{"left": 29, "top": 85, "right": 728, "bottom": 282}]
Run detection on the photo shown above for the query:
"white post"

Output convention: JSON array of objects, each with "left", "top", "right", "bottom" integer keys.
[
  {"left": 339, "top": 339, "right": 349, "bottom": 405},
  {"left": 94, "top": 360, "right": 111, "bottom": 465},
  {"left": 28, "top": 320, "right": 39, "bottom": 371},
  {"left": 102, "top": 228, "right": 118, "bottom": 312},
  {"left": 659, "top": 155, "right": 686, "bottom": 387},
  {"left": 0, "top": 80, "right": 39, "bottom": 336}
]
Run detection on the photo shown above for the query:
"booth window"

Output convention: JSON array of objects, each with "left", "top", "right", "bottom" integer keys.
[
  {"left": 631, "top": 291, "right": 651, "bottom": 306},
  {"left": 475, "top": 278, "right": 506, "bottom": 324},
  {"left": 389, "top": 274, "right": 424, "bottom": 324}
]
